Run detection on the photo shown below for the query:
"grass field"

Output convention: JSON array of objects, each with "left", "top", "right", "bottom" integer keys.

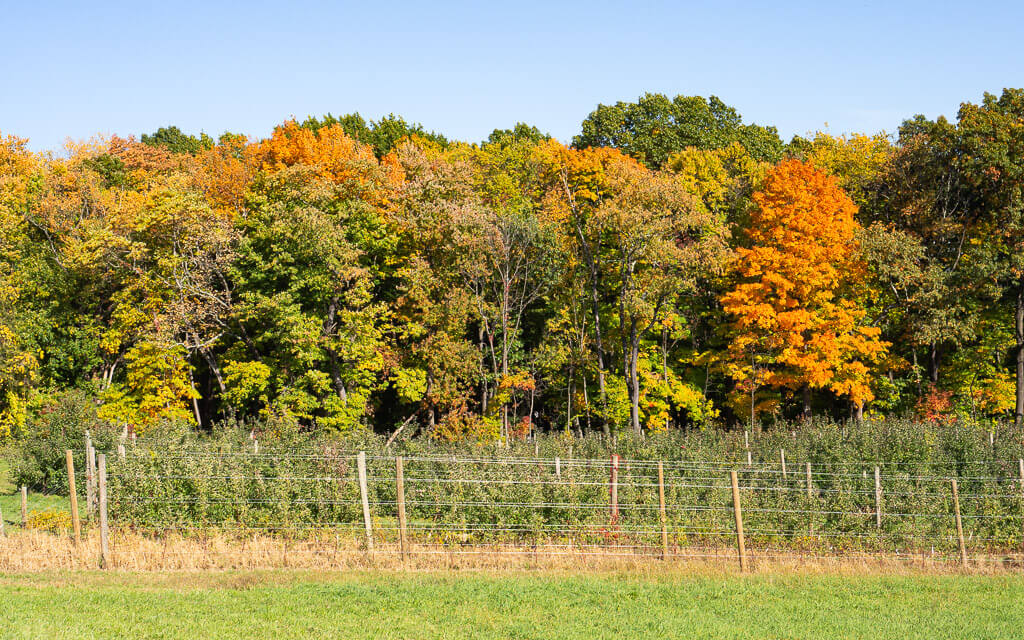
[
  {"left": 0, "top": 458, "right": 72, "bottom": 532},
  {"left": 0, "top": 569, "right": 1021, "bottom": 639}
]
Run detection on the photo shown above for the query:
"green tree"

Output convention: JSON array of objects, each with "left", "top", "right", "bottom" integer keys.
[{"left": 574, "top": 93, "right": 783, "bottom": 168}]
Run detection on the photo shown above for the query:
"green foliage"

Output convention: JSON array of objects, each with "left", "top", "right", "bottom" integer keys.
[
  {"left": 141, "top": 126, "right": 214, "bottom": 155},
  {"left": 299, "top": 112, "right": 448, "bottom": 157},
  {"left": 574, "top": 93, "right": 784, "bottom": 168}
]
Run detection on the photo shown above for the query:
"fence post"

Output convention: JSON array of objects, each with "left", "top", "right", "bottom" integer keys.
[
  {"left": 805, "top": 462, "right": 813, "bottom": 498},
  {"left": 85, "top": 435, "right": 95, "bottom": 516},
  {"left": 658, "top": 461, "right": 668, "bottom": 560},
  {"left": 20, "top": 485, "right": 28, "bottom": 526},
  {"left": 396, "top": 456, "right": 407, "bottom": 563},
  {"left": 1018, "top": 458, "right": 1024, "bottom": 549},
  {"left": 1018, "top": 458, "right": 1023, "bottom": 498},
  {"left": 357, "top": 451, "right": 374, "bottom": 552},
  {"left": 117, "top": 444, "right": 126, "bottom": 461},
  {"left": 730, "top": 470, "right": 748, "bottom": 572},
  {"left": 66, "top": 451, "right": 81, "bottom": 545},
  {"left": 874, "top": 467, "right": 882, "bottom": 529},
  {"left": 951, "top": 478, "right": 967, "bottom": 568},
  {"left": 747, "top": 449, "right": 752, "bottom": 467},
  {"left": 780, "top": 450, "right": 787, "bottom": 478},
  {"left": 609, "top": 455, "right": 620, "bottom": 523},
  {"left": 98, "top": 454, "right": 110, "bottom": 569},
  {"left": 555, "top": 456, "right": 561, "bottom": 479}
]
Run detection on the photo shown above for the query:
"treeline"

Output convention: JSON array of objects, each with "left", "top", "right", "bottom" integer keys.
[{"left": 1, "top": 90, "right": 1023, "bottom": 441}]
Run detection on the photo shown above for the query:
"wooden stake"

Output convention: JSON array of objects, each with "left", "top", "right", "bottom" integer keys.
[
  {"left": 658, "top": 462, "right": 668, "bottom": 560},
  {"left": 874, "top": 467, "right": 882, "bottom": 529},
  {"left": 1018, "top": 459, "right": 1023, "bottom": 549},
  {"left": 1018, "top": 459, "right": 1023, "bottom": 499},
  {"left": 609, "top": 455, "right": 620, "bottom": 522},
  {"left": 951, "top": 478, "right": 967, "bottom": 568},
  {"left": 555, "top": 456, "right": 561, "bottom": 479},
  {"left": 730, "top": 470, "right": 748, "bottom": 572},
  {"left": 357, "top": 451, "right": 373, "bottom": 552},
  {"left": 66, "top": 450, "right": 81, "bottom": 544},
  {"left": 98, "top": 454, "right": 110, "bottom": 569},
  {"left": 806, "top": 462, "right": 813, "bottom": 498},
  {"left": 746, "top": 449, "right": 752, "bottom": 466},
  {"left": 85, "top": 436, "right": 95, "bottom": 516},
  {"left": 396, "top": 456, "right": 407, "bottom": 563},
  {"left": 20, "top": 485, "right": 28, "bottom": 527},
  {"left": 780, "top": 450, "right": 787, "bottom": 478},
  {"left": 117, "top": 444, "right": 126, "bottom": 461}
]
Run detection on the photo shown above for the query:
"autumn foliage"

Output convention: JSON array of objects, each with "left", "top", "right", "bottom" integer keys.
[
  {"left": 720, "top": 160, "right": 887, "bottom": 417},
  {"left": 4, "top": 89, "right": 1024, "bottom": 440}
]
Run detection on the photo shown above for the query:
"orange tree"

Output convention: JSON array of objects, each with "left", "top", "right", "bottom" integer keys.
[{"left": 720, "top": 159, "right": 888, "bottom": 422}]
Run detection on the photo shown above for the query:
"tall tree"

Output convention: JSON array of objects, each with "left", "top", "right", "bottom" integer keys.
[{"left": 720, "top": 160, "right": 888, "bottom": 421}]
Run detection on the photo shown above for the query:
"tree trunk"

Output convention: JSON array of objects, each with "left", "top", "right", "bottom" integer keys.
[
  {"left": 1015, "top": 284, "right": 1024, "bottom": 430},
  {"left": 626, "top": 318, "right": 642, "bottom": 437},
  {"left": 802, "top": 386, "right": 812, "bottom": 421},
  {"left": 662, "top": 327, "right": 670, "bottom": 431},
  {"left": 580, "top": 240, "right": 610, "bottom": 437},
  {"left": 326, "top": 298, "right": 348, "bottom": 402},
  {"left": 201, "top": 347, "right": 226, "bottom": 394}
]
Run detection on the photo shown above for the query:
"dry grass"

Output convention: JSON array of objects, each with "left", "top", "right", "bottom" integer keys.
[{"left": 2, "top": 528, "right": 1022, "bottom": 576}]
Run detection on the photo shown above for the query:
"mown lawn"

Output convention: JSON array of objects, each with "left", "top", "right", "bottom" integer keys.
[{"left": 0, "top": 569, "right": 1020, "bottom": 639}]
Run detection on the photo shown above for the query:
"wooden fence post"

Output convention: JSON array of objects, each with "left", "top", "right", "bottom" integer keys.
[
  {"left": 730, "top": 470, "right": 748, "bottom": 572},
  {"left": 20, "top": 485, "right": 28, "bottom": 526},
  {"left": 780, "top": 450, "right": 787, "bottom": 478},
  {"left": 1018, "top": 458, "right": 1023, "bottom": 498},
  {"left": 747, "top": 449, "right": 752, "bottom": 467},
  {"left": 874, "top": 467, "right": 882, "bottom": 529},
  {"left": 396, "top": 456, "right": 407, "bottom": 563},
  {"left": 951, "top": 478, "right": 967, "bottom": 568},
  {"left": 66, "top": 451, "right": 81, "bottom": 545},
  {"left": 658, "top": 461, "right": 668, "bottom": 560},
  {"left": 609, "top": 455, "right": 620, "bottom": 523},
  {"left": 805, "top": 462, "right": 813, "bottom": 498},
  {"left": 357, "top": 451, "right": 374, "bottom": 552},
  {"left": 117, "top": 444, "right": 126, "bottom": 461},
  {"left": 555, "top": 456, "right": 561, "bottom": 479},
  {"left": 1018, "top": 459, "right": 1024, "bottom": 549},
  {"left": 85, "top": 436, "right": 96, "bottom": 516},
  {"left": 98, "top": 454, "right": 110, "bottom": 569}
]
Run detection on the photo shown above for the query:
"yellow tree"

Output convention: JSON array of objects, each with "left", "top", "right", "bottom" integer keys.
[{"left": 721, "top": 160, "right": 887, "bottom": 422}]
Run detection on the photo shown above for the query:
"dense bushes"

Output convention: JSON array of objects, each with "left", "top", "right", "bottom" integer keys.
[{"left": 15, "top": 414, "right": 1009, "bottom": 555}]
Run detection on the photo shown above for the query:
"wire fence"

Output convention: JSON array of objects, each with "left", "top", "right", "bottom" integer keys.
[{"left": 50, "top": 444, "right": 1024, "bottom": 571}]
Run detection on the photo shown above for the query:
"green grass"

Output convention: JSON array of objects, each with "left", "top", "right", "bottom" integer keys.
[
  {"left": 0, "top": 457, "right": 72, "bottom": 531},
  {"left": 0, "top": 570, "right": 1021, "bottom": 639}
]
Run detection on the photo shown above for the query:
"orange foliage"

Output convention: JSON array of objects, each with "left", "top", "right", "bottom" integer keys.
[
  {"left": 721, "top": 160, "right": 888, "bottom": 409},
  {"left": 193, "top": 135, "right": 258, "bottom": 218},
  {"left": 253, "top": 121, "right": 403, "bottom": 204},
  {"left": 915, "top": 385, "right": 954, "bottom": 423}
]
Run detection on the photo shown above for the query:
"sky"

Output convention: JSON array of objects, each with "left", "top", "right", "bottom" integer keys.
[{"left": 2, "top": 0, "right": 1022, "bottom": 151}]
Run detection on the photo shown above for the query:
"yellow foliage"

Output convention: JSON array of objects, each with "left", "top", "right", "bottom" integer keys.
[{"left": 26, "top": 508, "right": 72, "bottom": 532}]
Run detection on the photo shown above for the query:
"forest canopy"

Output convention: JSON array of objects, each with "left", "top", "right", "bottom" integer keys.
[{"left": 2, "top": 90, "right": 1024, "bottom": 441}]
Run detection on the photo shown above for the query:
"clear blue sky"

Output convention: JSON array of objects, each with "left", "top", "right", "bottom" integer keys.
[{"left": 2, "top": 0, "right": 1022, "bottom": 151}]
